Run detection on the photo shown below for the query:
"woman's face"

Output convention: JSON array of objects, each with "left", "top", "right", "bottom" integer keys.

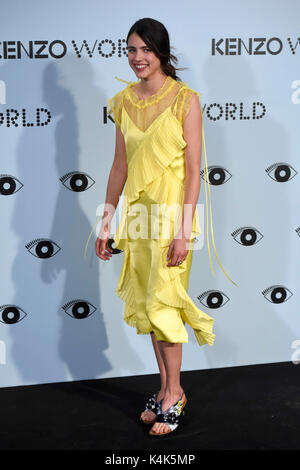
[{"left": 127, "top": 32, "right": 163, "bottom": 79}]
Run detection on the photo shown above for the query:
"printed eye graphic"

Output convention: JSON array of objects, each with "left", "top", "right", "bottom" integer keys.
[
  {"left": 265, "top": 163, "right": 297, "bottom": 182},
  {"left": 62, "top": 299, "right": 97, "bottom": 319},
  {"left": 197, "top": 290, "right": 229, "bottom": 309},
  {"left": 60, "top": 171, "right": 95, "bottom": 192},
  {"left": 200, "top": 166, "right": 232, "bottom": 186},
  {"left": 232, "top": 227, "right": 263, "bottom": 246},
  {"left": 262, "top": 285, "right": 293, "bottom": 304},
  {"left": 0, "top": 174, "right": 23, "bottom": 195},
  {"left": 0, "top": 305, "right": 27, "bottom": 324},
  {"left": 25, "top": 238, "right": 61, "bottom": 258}
]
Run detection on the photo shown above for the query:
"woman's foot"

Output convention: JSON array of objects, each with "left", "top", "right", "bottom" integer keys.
[
  {"left": 140, "top": 389, "right": 165, "bottom": 424},
  {"left": 149, "top": 387, "right": 185, "bottom": 435}
]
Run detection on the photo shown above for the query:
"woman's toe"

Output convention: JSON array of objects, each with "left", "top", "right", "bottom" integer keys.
[
  {"left": 158, "top": 423, "right": 168, "bottom": 434},
  {"left": 142, "top": 410, "right": 154, "bottom": 422},
  {"left": 162, "top": 424, "right": 169, "bottom": 433},
  {"left": 152, "top": 423, "right": 159, "bottom": 433}
]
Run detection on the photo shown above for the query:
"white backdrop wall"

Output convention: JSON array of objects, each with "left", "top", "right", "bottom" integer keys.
[{"left": 0, "top": 0, "right": 299, "bottom": 388}]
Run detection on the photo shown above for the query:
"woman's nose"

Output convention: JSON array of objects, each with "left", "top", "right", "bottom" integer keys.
[{"left": 134, "top": 50, "right": 144, "bottom": 61}]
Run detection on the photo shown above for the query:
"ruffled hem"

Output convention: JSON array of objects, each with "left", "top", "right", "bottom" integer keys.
[
  {"left": 155, "top": 245, "right": 216, "bottom": 346},
  {"left": 124, "top": 304, "right": 153, "bottom": 335},
  {"left": 115, "top": 239, "right": 215, "bottom": 347}
]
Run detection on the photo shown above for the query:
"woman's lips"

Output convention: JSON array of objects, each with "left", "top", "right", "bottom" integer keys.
[{"left": 134, "top": 64, "right": 148, "bottom": 70}]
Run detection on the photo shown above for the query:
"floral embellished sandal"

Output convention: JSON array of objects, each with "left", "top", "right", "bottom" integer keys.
[
  {"left": 140, "top": 392, "right": 163, "bottom": 425},
  {"left": 149, "top": 391, "right": 187, "bottom": 436}
]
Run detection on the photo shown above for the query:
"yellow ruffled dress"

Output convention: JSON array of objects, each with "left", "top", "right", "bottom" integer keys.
[{"left": 106, "top": 75, "right": 237, "bottom": 347}]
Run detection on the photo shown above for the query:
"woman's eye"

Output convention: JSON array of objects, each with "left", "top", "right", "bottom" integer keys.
[{"left": 127, "top": 47, "right": 151, "bottom": 53}]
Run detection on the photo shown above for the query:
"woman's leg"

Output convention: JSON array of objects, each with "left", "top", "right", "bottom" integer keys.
[
  {"left": 140, "top": 332, "right": 167, "bottom": 421},
  {"left": 150, "top": 332, "right": 167, "bottom": 399},
  {"left": 150, "top": 340, "right": 185, "bottom": 434}
]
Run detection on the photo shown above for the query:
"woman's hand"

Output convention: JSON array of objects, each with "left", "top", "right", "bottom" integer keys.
[
  {"left": 95, "top": 218, "right": 113, "bottom": 261},
  {"left": 166, "top": 236, "right": 189, "bottom": 267}
]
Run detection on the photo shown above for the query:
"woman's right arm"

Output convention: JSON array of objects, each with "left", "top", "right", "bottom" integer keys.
[{"left": 96, "top": 126, "right": 127, "bottom": 260}]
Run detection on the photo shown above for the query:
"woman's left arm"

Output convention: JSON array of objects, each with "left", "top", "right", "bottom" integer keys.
[
  {"left": 178, "top": 92, "right": 202, "bottom": 243},
  {"left": 166, "top": 93, "right": 202, "bottom": 266}
]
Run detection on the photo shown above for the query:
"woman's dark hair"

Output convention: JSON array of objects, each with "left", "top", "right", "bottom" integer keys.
[{"left": 126, "top": 18, "right": 186, "bottom": 81}]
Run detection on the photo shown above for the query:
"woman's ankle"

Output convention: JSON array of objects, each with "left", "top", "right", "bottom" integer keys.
[
  {"left": 157, "top": 388, "right": 165, "bottom": 400},
  {"left": 164, "top": 386, "right": 184, "bottom": 398}
]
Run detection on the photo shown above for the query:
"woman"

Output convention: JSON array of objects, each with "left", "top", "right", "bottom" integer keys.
[{"left": 94, "top": 18, "right": 237, "bottom": 437}]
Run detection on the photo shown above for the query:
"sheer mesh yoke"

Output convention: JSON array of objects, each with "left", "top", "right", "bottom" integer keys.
[{"left": 107, "top": 75, "right": 201, "bottom": 132}]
